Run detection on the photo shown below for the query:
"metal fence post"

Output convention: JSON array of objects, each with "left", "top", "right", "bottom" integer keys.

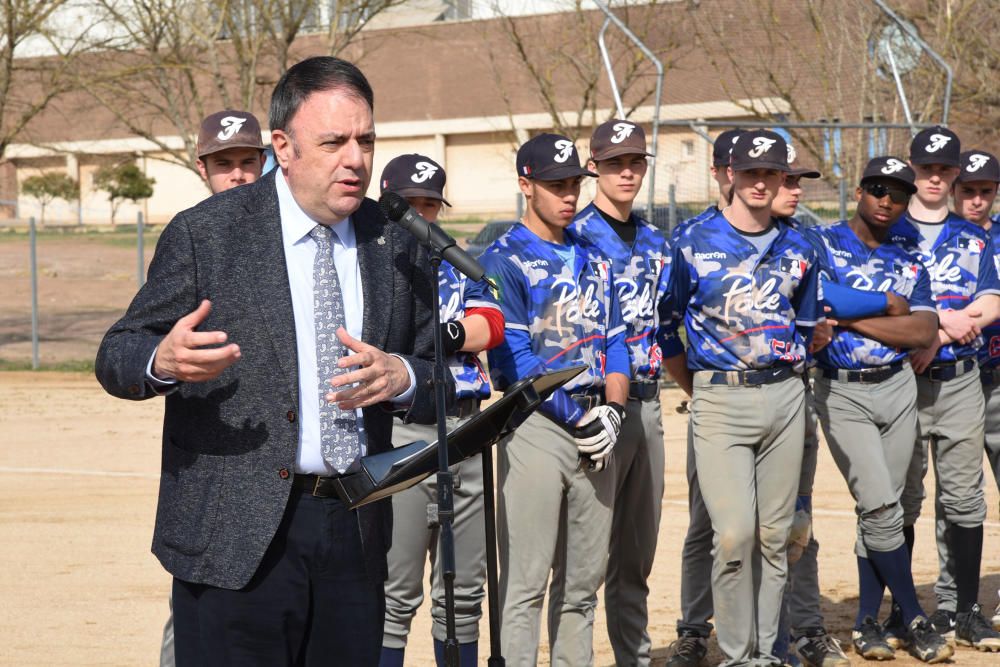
[
  {"left": 668, "top": 184, "right": 677, "bottom": 231},
  {"left": 137, "top": 211, "right": 145, "bottom": 289},
  {"left": 516, "top": 193, "right": 523, "bottom": 220},
  {"left": 838, "top": 178, "right": 848, "bottom": 222},
  {"left": 29, "top": 216, "right": 39, "bottom": 370}
]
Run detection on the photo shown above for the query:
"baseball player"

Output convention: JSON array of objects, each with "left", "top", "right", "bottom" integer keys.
[
  {"left": 160, "top": 109, "right": 267, "bottom": 667},
  {"left": 807, "top": 156, "right": 952, "bottom": 663},
  {"left": 376, "top": 155, "right": 505, "bottom": 667},
  {"left": 480, "top": 133, "right": 630, "bottom": 666},
  {"left": 572, "top": 119, "right": 685, "bottom": 666},
  {"left": 893, "top": 126, "right": 1000, "bottom": 651},
  {"left": 933, "top": 149, "right": 1000, "bottom": 634},
  {"left": 670, "top": 128, "right": 745, "bottom": 244},
  {"left": 659, "top": 130, "right": 822, "bottom": 667},
  {"left": 666, "top": 140, "right": 886, "bottom": 667}
]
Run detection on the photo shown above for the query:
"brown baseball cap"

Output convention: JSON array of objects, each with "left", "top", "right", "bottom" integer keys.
[
  {"left": 590, "top": 119, "right": 653, "bottom": 161},
  {"left": 197, "top": 110, "right": 265, "bottom": 158}
]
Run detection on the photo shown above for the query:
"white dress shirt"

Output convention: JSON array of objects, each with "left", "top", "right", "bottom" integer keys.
[
  {"left": 147, "top": 172, "right": 415, "bottom": 476},
  {"left": 275, "top": 169, "right": 414, "bottom": 475}
]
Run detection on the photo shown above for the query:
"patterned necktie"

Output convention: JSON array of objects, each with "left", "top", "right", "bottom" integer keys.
[{"left": 310, "top": 224, "right": 359, "bottom": 473}]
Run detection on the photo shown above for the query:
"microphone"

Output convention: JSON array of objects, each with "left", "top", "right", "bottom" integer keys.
[{"left": 379, "top": 191, "right": 488, "bottom": 282}]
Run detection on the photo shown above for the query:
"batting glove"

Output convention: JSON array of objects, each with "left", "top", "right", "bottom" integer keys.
[{"left": 574, "top": 402, "right": 625, "bottom": 472}]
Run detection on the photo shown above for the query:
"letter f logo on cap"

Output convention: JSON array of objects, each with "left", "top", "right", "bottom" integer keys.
[
  {"left": 967, "top": 154, "right": 990, "bottom": 172},
  {"left": 748, "top": 137, "right": 776, "bottom": 158},
  {"left": 882, "top": 158, "right": 907, "bottom": 174},
  {"left": 411, "top": 161, "right": 439, "bottom": 183},
  {"left": 217, "top": 116, "right": 247, "bottom": 141},
  {"left": 610, "top": 122, "right": 635, "bottom": 144},
  {"left": 925, "top": 134, "right": 952, "bottom": 153},
  {"left": 553, "top": 139, "right": 574, "bottom": 163}
]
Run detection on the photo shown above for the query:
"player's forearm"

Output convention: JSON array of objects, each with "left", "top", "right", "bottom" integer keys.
[
  {"left": 663, "top": 352, "right": 692, "bottom": 397},
  {"left": 604, "top": 372, "right": 629, "bottom": 406},
  {"left": 846, "top": 311, "right": 939, "bottom": 349},
  {"left": 968, "top": 294, "right": 1000, "bottom": 327}
]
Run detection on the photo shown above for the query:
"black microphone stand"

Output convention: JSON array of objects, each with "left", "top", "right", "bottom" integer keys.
[
  {"left": 429, "top": 249, "right": 505, "bottom": 667},
  {"left": 428, "top": 248, "right": 461, "bottom": 667}
]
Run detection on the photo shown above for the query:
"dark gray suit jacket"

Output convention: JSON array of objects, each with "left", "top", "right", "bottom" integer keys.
[{"left": 95, "top": 170, "right": 439, "bottom": 589}]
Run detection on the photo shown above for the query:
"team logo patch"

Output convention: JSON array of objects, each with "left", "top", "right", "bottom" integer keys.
[
  {"left": 610, "top": 122, "right": 635, "bottom": 144},
  {"left": 553, "top": 139, "right": 574, "bottom": 163},
  {"left": 892, "top": 263, "right": 920, "bottom": 280},
  {"left": 925, "top": 133, "right": 952, "bottom": 153},
  {"left": 778, "top": 257, "right": 807, "bottom": 278},
  {"left": 957, "top": 237, "right": 985, "bottom": 254},
  {"left": 410, "top": 161, "right": 439, "bottom": 183},
  {"left": 881, "top": 158, "right": 907, "bottom": 174},
  {"left": 646, "top": 256, "right": 668, "bottom": 273},
  {"left": 748, "top": 137, "right": 776, "bottom": 158},
  {"left": 967, "top": 154, "right": 991, "bottom": 173},
  {"left": 591, "top": 260, "right": 610, "bottom": 282},
  {"left": 217, "top": 116, "right": 247, "bottom": 141}
]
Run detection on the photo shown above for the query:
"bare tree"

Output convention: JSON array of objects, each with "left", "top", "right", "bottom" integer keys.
[
  {"left": 484, "top": 1, "right": 683, "bottom": 143},
  {"left": 78, "top": 0, "right": 405, "bottom": 183},
  {"left": 0, "top": 0, "right": 100, "bottom": 161}
]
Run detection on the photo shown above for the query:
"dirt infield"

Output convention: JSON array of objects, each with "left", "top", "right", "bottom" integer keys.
[{"left": 2, "top": 373, "right": 999, "bottom": 666}]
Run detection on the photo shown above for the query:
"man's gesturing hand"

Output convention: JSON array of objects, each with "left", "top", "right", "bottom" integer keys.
[
  {"left": 153, "top": 300, "right": 241, "bottom": 382},
  {"left": 573, "top": 402, "right": 626, "bottom": 472},
  {"left": 325, "top": 327, "right": 410, "bottom": 410}
]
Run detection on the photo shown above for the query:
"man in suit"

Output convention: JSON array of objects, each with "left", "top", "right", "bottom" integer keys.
[{"left": 95, "top": 56, "right": 439, "bottom": 666}]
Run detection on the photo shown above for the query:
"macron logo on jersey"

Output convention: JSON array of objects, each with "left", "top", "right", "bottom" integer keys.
[
  {"left": 830, "top": 248, "right": 853, "bottom": 259},
  {"left": 882, "top": 158, "right": 907, "bottom": 174},
  {"left": 748, "top": 137, "right": 777, "bottom": 158},
  {"left": 553, "top": 139, "right": 574, "bottom": 163},
  {"left": 967, "top": 154, "right": 991, "bottom": 173},
  {"left": 217, "top": 116, "right": 247, "bottom": 141},
  {"left": 925, "top": 134, "right": 952, "bottom": 153},
  {"left": 694, "top": 251, "right": 727, "bottom": 259},
  {"left": 523, "top": 259, "right": 548, "bottom": 269},
  {"left": 410, "top": 162, "right": 439, "bottom": 183},
  {"left": 610, "top": 122, "right": 635, "bottom": 144}
]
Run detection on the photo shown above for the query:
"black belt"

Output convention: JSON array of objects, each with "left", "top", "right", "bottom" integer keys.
[
  {"left": 821, "top": 360, "right": 907, "bottom": 384},
  {"left": 292, "top": 473, "right": 343, "bottom": 498},
  {"left": 629, "top": 380, "right": 660, "bottom": 401},
  {"left": 918, "top": 357, "right": 976, "bottom": 382},
  {"left": 450, "top": 396, "right": 480, "bottom": 419},
  {"left": 981, "top": 366, "right": 1000, "bottom": 386},
  {"left": 704, "top": 366, "right": 797, "bottom": 387}
]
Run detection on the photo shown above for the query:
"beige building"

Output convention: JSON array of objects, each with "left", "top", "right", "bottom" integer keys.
[{"left": 2, "top": 3, "right": 806, "bottom": 224}]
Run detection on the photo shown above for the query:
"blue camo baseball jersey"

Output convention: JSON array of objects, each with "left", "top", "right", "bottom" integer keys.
[
  {"left": 670, "top": 205, "right": 719, "bottom": 244},
  {"left": 660, "top": 211, "right": 822, "bottom": 371},
  {"left": 572, "top": 203, "right": 683, "bottom": 379},
  {"left": 437, "top": 261, "right": 499, "bottom": 400},
  {"left": 888, "top": 212, "right": 1000, "bottom": 362},
  {"left": 480, "top": 222, "right": 629, "bottom": 425},
  {"left": 805, "top": 220, "right": 936, "bottom": 370},
  {"left": 978, "top": 222, "right": 1000, "bottom": 370}
]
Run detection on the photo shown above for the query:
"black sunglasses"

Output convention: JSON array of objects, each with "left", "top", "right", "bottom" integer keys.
[{"left": 863, "top": 182, "right": 910, "bottom": 204}]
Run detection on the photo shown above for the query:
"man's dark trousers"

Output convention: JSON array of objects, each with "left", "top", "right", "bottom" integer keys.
[{"left": 173, "top": 489, "right": 384, "bottom": 666}]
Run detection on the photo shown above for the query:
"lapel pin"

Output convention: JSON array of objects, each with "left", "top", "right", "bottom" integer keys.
[{"left": 377, "top": 236, "right": 386, "bottom": 246}]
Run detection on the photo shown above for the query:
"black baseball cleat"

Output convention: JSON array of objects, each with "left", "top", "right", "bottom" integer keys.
[
  {"left": 851, "top": 616, "right": 895, "bottom": 660},
  {"left": 666, "top": 629, "right": 708, "bottom": 667},
  {"left": 793, "top": 627, "right": 850, "bottom": 667},
  {"left": 881, "top": 603, "right": 909, "bottom": 649},
  {"left": 956, "top": 603, "right": 1000, "bottom": 651},
  {"left": 906, "top": 616, "right": 953, "bottom": 663},
  {"left": 927, "top": 608, "right": 955, "bottom": 643}
]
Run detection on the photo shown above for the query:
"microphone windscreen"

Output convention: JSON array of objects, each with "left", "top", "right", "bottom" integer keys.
[{"left": 378, "top": 191, "right": 410, "bottom": 222}]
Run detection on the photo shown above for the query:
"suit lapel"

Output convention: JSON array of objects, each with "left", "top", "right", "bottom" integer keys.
[
  {"left": 242, "top": 174, "right": 299, "bottom": 403},
  {"left": 354, "top": 200, "right": 393, "bottom": 350}
]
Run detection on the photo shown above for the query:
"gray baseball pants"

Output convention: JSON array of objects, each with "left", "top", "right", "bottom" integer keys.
[
  {"left": 605, "top": 394, "right": 665, "bottom": 667},
  {"left": 691, "top": 373, "right": 804, "bottom": 667},
  {"left": 812, "top": 369, "right": 917, "bottom": 559},
  {"left": 497, "top": 411, "right": 615, "bottom": 667},
  {"left": 900, "top": 367, "right": 987, "bottom": 610},
  {"left": 931, "top": 374, "right": 1000, "bottom": 612},
  {"left": 680, "top": 381, "right": 822, "bottom": 640},
  {"left": 383, "top": 417, "right": 487, "bottom": 648}
]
